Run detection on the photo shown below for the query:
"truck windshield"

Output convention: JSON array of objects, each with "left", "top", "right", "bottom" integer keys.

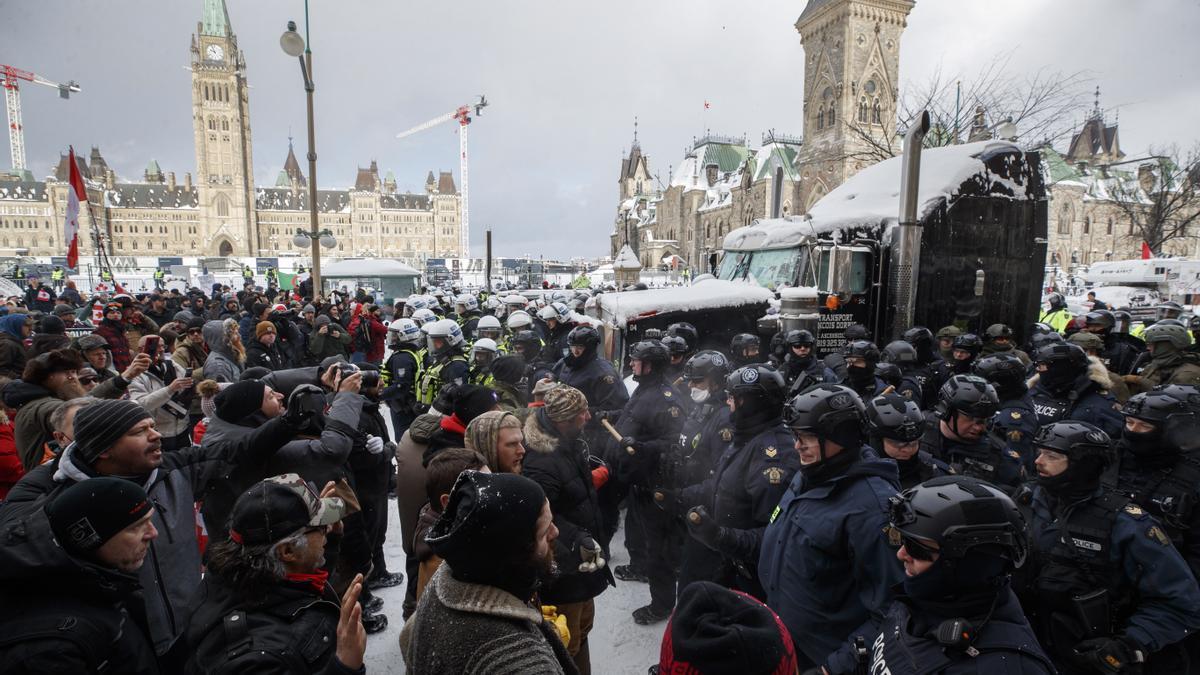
[
  {"left": 717, "top": 252, "right": 748, "bottom": 281},
  {"left": 745, "top": 247, "right": 806, "bottom": 289}
]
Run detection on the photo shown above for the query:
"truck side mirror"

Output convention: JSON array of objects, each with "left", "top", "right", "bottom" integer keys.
[{"left": 831, "top": 246, "right": 854, "bottom": 299}]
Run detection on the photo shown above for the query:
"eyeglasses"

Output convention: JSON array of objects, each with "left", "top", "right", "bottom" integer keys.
[
  {"left": 79, "top": 377, "right": 97, "bottom": 385},
  {"left": 900, "top": 533, "right": 940, "bottom": 561},
  {"left": 188, "top": 329, "right": 203, "bottom": 335}
]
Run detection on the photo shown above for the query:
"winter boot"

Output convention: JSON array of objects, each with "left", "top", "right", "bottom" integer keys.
[
  {"left": 632, "top": 604, "right": 672, "bottom": 626},
  {"left": 614, "top": 564, "right": 649, "bottom": 583}
]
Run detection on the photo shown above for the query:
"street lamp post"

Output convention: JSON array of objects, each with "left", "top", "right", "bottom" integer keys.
[{"left": 281, "top": 12, "right": 332, "bottom": 297}]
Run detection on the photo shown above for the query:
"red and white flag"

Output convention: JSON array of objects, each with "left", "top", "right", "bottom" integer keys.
[
  {"left": 1141, "top": 241, "right": 1152, "bottom": 260},
  {"left": 64, "top": 146, "right": 86, "bottom": 270}
]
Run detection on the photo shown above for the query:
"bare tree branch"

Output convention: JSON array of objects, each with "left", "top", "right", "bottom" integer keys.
[{"left": 1110, "top": 143, "right": 1200, "bottom": 254}]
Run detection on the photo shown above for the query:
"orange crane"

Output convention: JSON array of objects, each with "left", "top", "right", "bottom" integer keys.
[
  {"left": 396, "top": 95, "right": 487, "bottom": 257},
  {"left": 1, "top": 64, "right": 80, "bottom": 172}
]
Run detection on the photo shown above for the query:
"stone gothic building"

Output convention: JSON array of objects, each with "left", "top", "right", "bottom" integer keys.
[
  {"left": 611, "top": 0, "right": 914, "bottom": 270},
  {"left": 0, "top": 0, "right": 463, "bottom": 263}
]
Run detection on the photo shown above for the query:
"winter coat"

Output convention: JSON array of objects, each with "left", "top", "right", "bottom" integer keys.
[
  {"left": 611, "top": 374, "right": 687, "bottom": 487},
  {"left": 201, "top": 319, "right": 243, "bottom": 383},
  {"left": 173, "top": 341, "right": 208, "bottom": 416},
  {"left": 28, "top": 331, "right": 71, "bottom": 357},
  {"left": 0, "top": 416, "right": 299, "bottom": 656},
  {"left": 4, "top": 375, "right": 128, "bottom": 472},
  {"left": 128, "top": 360, "right": 192, "bottom": 440},
  {"left": 399, "top": 563, "right": 578, "bottom": 675},
  {"left": 245, "top": 338, "right": 286, "bottom": 371},
  {"left": 0, "top": 314, "right": 27, "bottom": 379},
  {"left": 395, "top": 413, "right": 441, "bottom": 558},
  {"left": 347, "top": 312, "right": 387, "bottom": 363},
  {"left": 93, "top": 318, "right": 132, "bottom": 372},
  {"left": 758, "top": 449, "right": 906, "bottom": 674},
  {"left": 199, "top": 393, "right": 362, "bottom": 539},
  {"left": 413, "top": 503, "right": 443, "bottom": 600},
  {"left": 1130, "top": 348, "right": 1200, "bottom": 393},
  {"left": 0, "top": 420, "right": 21, "bottom": 500},
  {"left": 1028, "top": 368, "right": 1124, "bottom": 439},
  {"left": 307, "top": 320, "right": 351, "bottom": 362},
  {"left": 0, "top": 527, "right": 159, "bottom": 675},
  {"left": 521, "top": 408, "right": 615, "bottom": 604},
  {"left": 185, "top": 569, "right": 360, "bottom": 675}
]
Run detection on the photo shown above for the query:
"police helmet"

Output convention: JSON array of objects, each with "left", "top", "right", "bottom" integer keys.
[
  {"left": 405, "top": 295, "right": 430, "bottom": 314},
  {"left": 726, "top": 364, "right": 786, "bottom": 405},
  {"left": 951, "top": 333, "right": 983, "bottom": 357},
  {"left": 1121, "top": 386, "right": 1200, "bottom": 454},
  {"left": 843, "top": 340, "right": 880, "bottom": 364},
  {"left": 567, "top": 325, "right": 601, "bottom": 349},
  {"left": 936, "top": 325, "right": 962, "bottom": 340},
  {"left": 456, "top": 294, "right": 479, "bottom": 312},
  {"left": 1047, "top": 293, "right": 1066, "bottom": 310},
  {"left": 934, "top": 375, "right": 999, "bottom": 421},
  {"left": 874, "top": 362, "right": 903, "bottom": 389},
  {"left": 550, "top": 302, "right": 572, "bottom": 323},
  {"left": 411, "top": 308, "right": 437, "bottom": 328},
  {"left": 784, "top": 384, "right": 865, "bottom": 450},
  {"left": 984, "top": 323, "right": 1014, "bottom": 341},
  {"left": 1083, "top": 311, "right": 1115, "bottom": 331},
  {"left": 865, "top": 393, "right": 925, "bottom": 442},
  {"left": 425, "top": 319, "right": 465, "bottom": 355},
  {"left": 902, "top": 326, "right": 936, "bottom": 362},
  {"left": 1028, "top": 331, "right": 1065, "bottom": 352},
  {"left": 972, "top": 353, "right": 1026, "bottom": 390},
  {"left": 666, "top": 322, "right": 699, "bottom": 352},
  {"left": 536, "top": 304, "right": 559, "bottom": 323},
  {"left": 1033, "top": 421, "right": 1114, "bottom": 467},
  {"left": 388, "top": 318, "right": 423, "bottom": 347},
  {"left": 889, "top": 475, "right": 1028, "bottom": 567},
  {"left": 730, "top": 333, "right": 760, "bottom": 356},
  {"left": 845, "top": 324, "right": 871, "bottom": 341},
  {"left": 881, "top": 340, "right": 918, "bottom": 366},
  {"left": 512, "top": 329, "right": 541, "bottom": 350},
  {"left": 1144, "top": 322, "right": 1191, "bottom": 350},
  {"left": 507, "top": 310, "right": 533, "bottom": 331},
  {"left": 662, "top": 335, "right": 690, "bottom": 356},
  {"left": 477, "top": 314, "right": 503, "bottom": 341},
  {"left": 1066, "top": 331, "right": 1104, "bottom": 352},
  {"left": 1156, "top": 300, "right": 1184, "bottom": 319},
  {"left": 1111, "top": 311, "right": 1132, "bottom": 334},
  {"left": 629, "top": 339, "right": 669, "bottom": 367},
  {"left": 683, "top": 350, "right": 730, "bottom": 384},
  {"left": 1035, "top": 342, "right": 1089, "bottom": 372},
  {"left": 785, "top": 329, "right": 816, "bottom": 349}
]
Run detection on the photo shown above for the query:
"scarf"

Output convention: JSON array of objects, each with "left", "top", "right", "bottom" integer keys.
[
  {"left": 284, "top": 569, "right": 329, "bottom": 594},
  {"left": 440, "top": 413, "right": 467, "bottom": 436}
]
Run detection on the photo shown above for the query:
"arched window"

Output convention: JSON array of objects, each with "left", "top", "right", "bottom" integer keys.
[
  {"left": 872, "top": 99, "right": 882, "bottom": 124},
  {"left": 1083, "top": 216, "right": 1091, "bottom": 234},
  {"left": 224, "top": 85, "right": 230, "bottom": 101},
  {"left": 1058, "top": 205, "right": 1072, "bottom": 235},
  {"left": 858, "top": 97, "right": 869, "bottom": 123},
  {"left": 817, "top": 107, "right": 825, "bottom": 130},
  {"left": 222, "top": 119, "right": 229, "bottom": 131},
  {"left": 827, "top": 104, "right": 835, "bottom": 125},
  {"left": 215, "top": 194, "right": 231, "bottom": 218},
  {"left": 203, "top": 84, "right": 209, "bottom": 100}
]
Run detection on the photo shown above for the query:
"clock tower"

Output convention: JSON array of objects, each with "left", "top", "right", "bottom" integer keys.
[{"left": 191, "top": 0, "right": 257, "bottom": 257}]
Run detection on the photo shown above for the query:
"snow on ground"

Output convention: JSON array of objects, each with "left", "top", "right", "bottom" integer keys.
[{"left": 363, "top": 509, "right": 662, "bottom": 674}]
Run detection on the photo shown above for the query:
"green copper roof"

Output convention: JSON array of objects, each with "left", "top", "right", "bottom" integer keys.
[
  {"left": 701, "top": 143, "right": 751, "bottom": 174},
  {"left": 201, "top": 0, "right": 231, "bottom": 37},
  {"left": 276, "top": 170, "right": 291, "bottom": 187},
  {"left": 145, "top": 159, "right": 162, "bottom": 175},
  {"left": 1041, "top": 146, "right": 1082, "bottom": 184}
]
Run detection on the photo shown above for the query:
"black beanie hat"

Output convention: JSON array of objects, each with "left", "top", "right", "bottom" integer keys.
[
  {"left": 453, "top": 384, "right": 497, "bottom": 424},
  {"left": 489, "top": 354, "right": 526, "bottom": 386},
  {"left": 427, "top": 471, "right": 545, "bottom": 582},
  {"left": 73, "top": 400, "right": 154, "bottom": 465},
  {"left": 215, "top": 380, "right": 266, "bottom": 423},
  {"left": 46, "top": 477, "right": 153, "bottom": 555},
  {"left": 660, "top": 581, "right": 798, "bottom": 675},
  {"left": 39, "top": 314, "right": 66, "bottom": 335}
]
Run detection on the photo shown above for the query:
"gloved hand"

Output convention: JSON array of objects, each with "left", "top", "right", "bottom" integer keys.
[
  {"left": 577, "top": 536, "right": 607, "bottom": 573},
  {"left": 365, "top": 435, "right": 385, "bottom": 454},
  {"left": 653, "top": 488, "right": 681, "bottom": 514},
  {"left": 686, "top": 506, "right": 723, "bottom": 551},
  {"left": 284, "top": 384, "right": 326, "bottom": 428},
  {"left": 1073, "top": 636, "right": 1142, "bottom": 674},
  {"left": 619, "top": 436, "right": 640, "bottom": 453}
]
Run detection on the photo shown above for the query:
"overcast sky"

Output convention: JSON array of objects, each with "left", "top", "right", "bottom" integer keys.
[{"left": 3, "top": 0, "right": 1198, "bottom": 258}]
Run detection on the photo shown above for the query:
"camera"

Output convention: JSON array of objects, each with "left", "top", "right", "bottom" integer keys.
[{"left": 359, "top": 370, "right": 381, "bottom": 389}]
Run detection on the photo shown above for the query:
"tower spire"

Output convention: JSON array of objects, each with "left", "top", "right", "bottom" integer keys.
[
  {"left": 632, "top": 116, "right": 640, "bottom": 149},
  {"left": 1092, "top": 85, "right": 1102, "bottom": 120},
  {"left": 201, "top": 0, "right": 232, "bottom": 37}
]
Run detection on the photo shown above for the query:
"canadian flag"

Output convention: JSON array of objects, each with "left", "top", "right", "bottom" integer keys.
[
  {"left": 1141, "top": 241, "right": 1153, "bottom": 260},
  {"left": 64, "top": 146, "right": 87, "bottom": 270}
]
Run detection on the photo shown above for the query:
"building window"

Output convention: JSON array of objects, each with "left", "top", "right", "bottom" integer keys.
[
  {"left": 817, "top": 107, "right": 825, "bottom": 130},
  {"left": 858, "top": 97, "right": 869, "bottom": 123},
  {"left": 1057, "top": 207, "right": 1071, "bottom": 235},
  {"left": 1083, "top": 217, "right": 1090, "bottom": 234},
  {"left": 872, "top": 98, "right": 881, "bottom": 124},
  {"left": 1106, "top": 218, "right": 1113, "bottom": 235}
]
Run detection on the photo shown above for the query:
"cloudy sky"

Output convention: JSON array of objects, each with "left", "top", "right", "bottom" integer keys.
[{"left": 3, "top": 0, "right": 1198, "bottom": 258}]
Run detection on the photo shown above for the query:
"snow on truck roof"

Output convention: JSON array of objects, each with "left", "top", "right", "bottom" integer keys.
[
  {"left": 723, "top": 140, "right": 1024, "bottom": 251},
  {"left": 585, "top": 278, "right": 774, "bottom": 327}
]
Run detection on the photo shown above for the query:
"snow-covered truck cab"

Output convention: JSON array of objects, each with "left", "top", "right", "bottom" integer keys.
[
  {"left": 719, "top": 138, "right": 1048, "bottom": 354},
  {"left": 584, "top": 279, "right": 774, "bottom": 377}
]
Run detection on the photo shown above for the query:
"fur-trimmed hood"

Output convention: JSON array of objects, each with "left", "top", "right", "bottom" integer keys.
[
  {"left": 1026, "top": 355, "right": 1113, "bottom": 392},
  {"left": 522, "top": 408, "right": 561, "bottom": 455}
]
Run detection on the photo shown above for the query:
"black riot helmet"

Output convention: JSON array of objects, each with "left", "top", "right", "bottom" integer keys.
[
  {"left": 1111, "top": 310, "right": 1132, "bottom": 335},
  {"left": 951, "top": 333, "right": 983, "bottom": 358},
  {"left": 866, "top": 393, "right": 925, "bottom": 442},
  {"left": 566, "top": 325, "right": 601, "bottom": 354},
  {"left": 666, "top": 322, "right": 699, "bottom": 352},
  {"left": 972, "top": 354, "right": 1027, "bottom": 394},
  {"left": 1034, "top": 343, "right": 1089, "bottom": 391},
  {"left": 730, "top": 333, "right": 761, "bottom": 360},
  {"left": 881, "top": 340, "right": 919, "bottom": 367},
  {"left": 629, "top": 339, "right": 669, "bottom": 367},
  {"left": 888, "top": 475, "right": 1028, "bottom": 568},
  {"left": 1033, "top": 421, "right": 1115, "bottom": 494},
  {"left": 843, "top": 340, "right": 880, "bottom": 364},
  {"left": 511, "top": 330, "right": 542, "bottom": 360},
  {"left": 784, "top": 384, "right": 865, "bottom": 452},
  {"left": 1028, "top": 331, "right": 1065, "bottom": 354},
  {"left": 1121, "top": 385, "right": 1200, "bottom": 456},
  {"left": 1083, "top": 310, "right": 1115, "bottom": 332},
  {"left": 683, "top": 350, "right": 731, "bottom": 385},
  {"left": 903, "top": 326, "right": 936, "bottom": 363},
  {"left": 1156, "top": 300, "right": 1184, "bottom": 321},
  {"left": 934, "top": 375, "right": 999, "bottom": 422},
  {"left": 984, "top": 323, "right": 1015, "bottom": 342},
  {"left": 785, "top": 329, "right": 816, "bottom": 349},
  {"left": 662, "top": 335, "right": 690, "bottom": 358},
  {"left": 875, "top": 362, "right": 902, "bottom": 389},
  {"left": 726, "top": 364, "right": 787, "bottom": 427}
]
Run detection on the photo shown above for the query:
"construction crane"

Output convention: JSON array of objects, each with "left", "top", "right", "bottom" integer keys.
[
  {"left": 396, "top": 95, "right": 487, "bottom": 258},
  {"left": 1, "top": 64, "right": 80, "bottom": 173}
]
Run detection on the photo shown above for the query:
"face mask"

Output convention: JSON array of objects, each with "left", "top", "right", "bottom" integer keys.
[
  {"left": 690, "top": 388, "right": 710, "bottom": 403},
  {"left": 847, "top": 364, "right": 873, "bottom": 382}
]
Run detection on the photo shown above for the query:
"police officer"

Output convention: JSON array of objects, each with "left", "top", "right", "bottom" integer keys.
[
  {"left": 676, "top": 363, "right": 797, "bottom": 601},
  {"left": 840, "top": 340, "right": 887, "bottom": 398},
  {"left": 1040, "top": 292, "right": 1073, "bottom": 333},
  {"left": 455, "top": 293, "right": 482, "bottom": 341},
  {"left": 512, "top": 329, "right": 553, "bottom": 394},
  {"left": 152, "top": 267, "right": 166, "bottom": 290},
  {"left": 1023, "top": 421, "right": 1200, "bottom": 674},
  {"left": 872, "top": 476, "right": 1054, "bottom": 674},
  {"left": 1030, "top": 343, "right": 1125, "bottom": 438},
  {"left": 780, "top": 329, "right": 831, "bottom": 394},
  {"left": 947, "top": 333, "right": 983, "bottom": 378},
  {"left": 50, "top": 265, "right": 65, "bottom": 292},
  {"left": 381, "top": 318, "right": 424, "bottom": 437},
  {"left": 981, "top": 323, "right": 1032, "bottom": 366},
  {"left": 553, "top": 325, "right": 630, "bottom": 452},
  {"left": 467, "top": 338, "right": 499, "bottom": 386},
  {"left": 1083, "top": 310, "right": 1141, "bottom": 375},
  {"left": 475, "top": 314, "right": 504, "bottom": 346},
  {"left": 414, "top": 319, "right": 469, "bottom": 411},
  {"left": 975, "top": 353, "right": 1040, "bottom": 471},
  {"left": 880, "top": 340, "right": 925, "bottom": 402},
  {"left": 1115, "top": 386, "right": 1200, "bottom": 581},
  {"left": 823, "top": 324, "right": 872, "bottom": 381},
  {"left": 537, "top": 302, "right": 575, "bottom": 363},
  {"left": 758, "top": 384, "right": 905, "bottom": 674},
  {"left": 611, "top": 339, "right": 687, "bottom": 624},
  {"left": 865, "top": 393, "right": 950, "bottom": 490},
  {"left": 666, "top": 322, "right": 699, "bottom": 360},
  {"left": 902, "top": 326, "right": 946, "bottom": 408},
  {"left": 728, "top": 333, "right": 761, "bottom": 368},
  {"left": 265, "top": 265, "right": 278, "bottom": 287},
  {"left": 656, "top": 350, "right": 735, "bottom": 592},
  {"left": 921, "top": 375, "right": 1026, "bottom": 494},
  {"left": 936, "top": 325, "right": 962, "bottom": 361},
  {"left": 1125, "top": 322, "right": 1200, "bottom": 394},
  {"left": 661, "top": 335, "right": 690, "bottom": 385}
]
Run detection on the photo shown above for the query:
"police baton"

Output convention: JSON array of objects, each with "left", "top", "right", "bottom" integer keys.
[{"left": 599, "top": 419, "right": 637, "bottom": 456}]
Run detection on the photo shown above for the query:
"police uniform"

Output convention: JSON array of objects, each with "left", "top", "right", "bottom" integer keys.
[
  {"left": 758, "top": 449, "right": 906, "bottom": 673},
  {"left": 1024, "top": 487, "right": 1200, "bottom": 673},
  {"left": 551, "top": 353, "right": 628, "bottom": 415},
  {"left": 782, "top": 354, "right": 832, "bottom": 393},
  {"left": 415, "top": 353, "right": 468, "bottom": 410},
  {"left": 919, "top": 417, "right": 1025, "bottom": 495},
  {"left": 1117, "top": 448, "right": 1200, "bottom": 582},
  {"left": 994, "top": 393, "right": 1039, "bottom": 471},
  {"left": 382, "top": 346, "right": 423, "bottom": 436},
  {"left": 1040, "top": 307, "right": 1073, "bottom": 333},
  {"left": 893, "top": 449, "right": 952, "bottom": 491},
  {"left": 1030, "top": 375, "right": 1124, "bottom": 439}
]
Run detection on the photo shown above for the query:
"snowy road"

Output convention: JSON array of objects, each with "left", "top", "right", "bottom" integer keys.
[{"left": 364, "top": 506, "right": 662, "bottom": 674}]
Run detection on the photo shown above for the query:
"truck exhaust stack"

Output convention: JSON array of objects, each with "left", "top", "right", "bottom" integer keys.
[{"left": 888, "top": 109, "right": 931, "bottom": 340}]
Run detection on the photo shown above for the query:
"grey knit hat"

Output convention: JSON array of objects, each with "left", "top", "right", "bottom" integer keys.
[{"left": 73, "top": 399, "right": 153, "bottom": 464}]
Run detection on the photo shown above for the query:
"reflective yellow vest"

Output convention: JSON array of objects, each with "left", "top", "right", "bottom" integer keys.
[{"left": 416, "top": 354, "right": 467, "bottom": 405}]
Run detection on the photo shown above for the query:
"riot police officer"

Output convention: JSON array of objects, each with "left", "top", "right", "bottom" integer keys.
[
  {"left": 1083, "top": 310, "right": 1141, "bottom": 375},
  {"left": 1040, "top": 292, "right": 1072, "bottom": 333},
  {"left": 865, "top": 393, "right": 950, "bottom": 490},
  {"left": 880, "top": 340, "right": 925, "bottom": 402},
  {"left": 611, "top": 340, "right": 687, "bottom": 624},
  {"left": 676, "top": 363, "right": 796, "bottom": 602},
  {"left": 975, "top": 353, "right": 1039, "bottom": 470},
  {"left": 823, "top": 324, "right": 872, "bottom": 381},
  {"left": 780, "top": 329, "right": 831, "bottom": 393},
  {"left": 553, "top": 325, "right": 629, "bottom": 456},
  {"left": 758, "top": 384, "right": 905, "bottom": 674},
  {"left": 902, "top": 326, "right": 946, "bottom": 408},
  {"left": 873, "top": 476, "right": 1054, "bottom": 674},
  {"left": 729, "top": 333, "right": 761, "bottom": 368},
  {"left": 1023, "top": 421, "right": 1200, "bottom": 674},
  {"left": 661, "top": 335, "right": 690, "bottom": 385},
  {"left": 840, "top": 340, "right": 886, "bottom": 398},
  {"left": 1030, "top": 343, "right": 1124, "bottom": 437},
  {"left": 920, "top": 375, "right": 1025, "bottom": 494},
  {"left": 981, "top": 323, "right": 1032, "bottom": 366},
  {"left": 1125, "top": 322, "right": 1200, "bottom": 394},
  {"left": 511, "top": 329, "right": 553, "bottom": 393},
  {"left": 414, "top": 319, "right": 469, "bottom": 411},
  {"left": 947, "top": 333, "right": 983, "bottom": 377},
  {"left": 381, "top": 318, "right": 424, "bottom": 436}
]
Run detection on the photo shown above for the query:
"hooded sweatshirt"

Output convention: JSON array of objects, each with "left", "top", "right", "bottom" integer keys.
[
  {"left": 0, "top": 314, "right": 28, "bottom": 379},
  {"left": 201, "top": 319, "right": 243, "bottom": 383}
]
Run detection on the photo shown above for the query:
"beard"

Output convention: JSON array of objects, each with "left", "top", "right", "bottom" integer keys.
[{"left": 535, "top": 546, "right": 559, "bottom": 586}]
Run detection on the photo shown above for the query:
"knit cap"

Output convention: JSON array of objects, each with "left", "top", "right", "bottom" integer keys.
[
  {"left": 73, "top": 400, "right": 154, "bottom": 464},
  {"left": 544, "top": 384, "right": 588, "bottom": 423},
  {"left": 453, "top": 385, "right": 498, "bottom": 424},
  {"left": 660, "top": 581, "right": 798, "bottom": 675},
  {"left": 256, "top": 321, "right": 277, "bottom": 338},
  {"left": 46, "top": 477, "right": 153, "bottom": 555},
  {"left": 214, "top": 380, "right": 267, "bottom": 423}
]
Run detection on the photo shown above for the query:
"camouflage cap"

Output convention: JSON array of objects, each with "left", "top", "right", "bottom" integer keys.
[
  {"left": 228, "top": 473, "right": 346, "bottom": 547},
  {"left": 1066, "top": 331, "right": 1104, "bottom": 351},
  {"left": 936, "top": 325, "right": 962, "bottom": 339}
]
